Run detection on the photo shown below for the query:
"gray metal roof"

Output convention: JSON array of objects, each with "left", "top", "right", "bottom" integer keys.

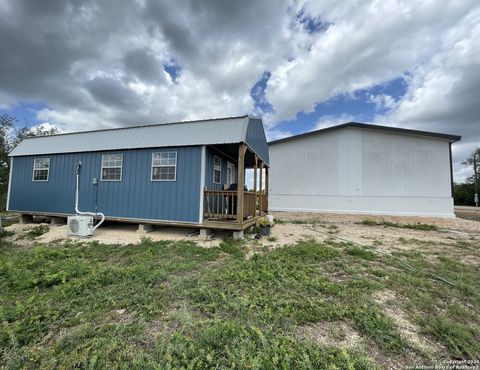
[
  {"left": 10, "top": 115, "right": 263, "bottom": 157},
  {"left": 269, "top": 122, "right": 462, "bottom": 145}
]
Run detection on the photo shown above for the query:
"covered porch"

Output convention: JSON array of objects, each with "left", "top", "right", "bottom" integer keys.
[{"left": 203, "top": 142, "right": 269, "bottom": 230}]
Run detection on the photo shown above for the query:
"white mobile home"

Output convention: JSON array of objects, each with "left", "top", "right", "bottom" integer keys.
[{"left": 268, "top": 123, "right": 461, "bottom": 218}]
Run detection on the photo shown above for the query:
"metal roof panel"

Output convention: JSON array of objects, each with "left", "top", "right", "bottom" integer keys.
[{"left": 10, "top": 116, "right": 252, "bottom": 156}]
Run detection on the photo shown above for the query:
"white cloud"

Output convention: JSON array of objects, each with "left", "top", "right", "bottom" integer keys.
[
  {"left": 369, "top": 94, "right": 396, "bottom": 111},
  {"left": 372, "top": 7, "right": 480, "bottom": 182},
  {"left": 314, "top": 114, "right": 356, "bottom": 130},
  {"left": 265, "top": 128, "right": 294, "bottom": 142},
  {"left": 0, "top": 0, "right": 479, "bottom": 183},
  {"left": 266, "top": 0, "right": 477, "bottom": 122}
]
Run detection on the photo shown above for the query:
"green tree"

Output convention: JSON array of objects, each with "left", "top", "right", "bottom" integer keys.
[
  {"left": 453, "top": 182, "right": 475, "bottom": 206},
  {"left": 0, "top": 115, "right": 17, "bottom": 210},
  {"left": 461, "top": 147, "right": 479, "bottom": 206},
  {"left": 0, "top": 115, "right": 59, "bottom": 210},
  {"left": 461, "top": 147, "right": 480, "bottom": 185}
]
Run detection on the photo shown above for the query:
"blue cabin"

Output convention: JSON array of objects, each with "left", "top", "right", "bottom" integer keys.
[{"left": 7, "top": 116, "right": 270, "bottom": 232}]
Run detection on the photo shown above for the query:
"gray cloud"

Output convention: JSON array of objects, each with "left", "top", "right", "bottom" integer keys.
[
  {"left": 123, "top": 48, "right": 167, "bottom": 83},
  {"left": 0, "top": 0, "right": 478, "bottom": 181},
  {"left": 85, "top": 77, "right": 143, "bottom": 109}
]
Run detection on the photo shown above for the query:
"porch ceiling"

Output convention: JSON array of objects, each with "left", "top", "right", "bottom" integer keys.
[{"left": 210, "top": 143, "right": 269, "bottom": 168}]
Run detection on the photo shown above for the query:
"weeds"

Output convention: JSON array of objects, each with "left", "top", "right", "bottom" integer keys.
[
  {"left": 0, "top": 232, "right": 479, "bottom": 368},
  {"left": 399, "top": 237, "right": 436, "bottom": 246},
  {"left": 0, "top": 230, "right": 14, "bottom": 238},
  {"left": 346, "top": 245, "right": 376, "bottom": 260},
  {"left": 219, "top": 238, "right": 245, "bottom": 258},
  {"left": 327, "top": 224, "right": 339, "bottom": 234},
  {"left": 17, "top": 224, "right": 50, "bottom": 240}
]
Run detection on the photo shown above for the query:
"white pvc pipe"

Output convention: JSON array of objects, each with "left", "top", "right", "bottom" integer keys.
[{"left": 75, "top": 161, "right": 105, "bottom": 232}]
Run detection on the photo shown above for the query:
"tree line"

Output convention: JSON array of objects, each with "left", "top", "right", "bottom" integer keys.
[
  {"left": 454, "top": 147, "right": 479, "bottom": 206},
  {"left": 0, "top": 114, "right": 59, "bottom": 210}
]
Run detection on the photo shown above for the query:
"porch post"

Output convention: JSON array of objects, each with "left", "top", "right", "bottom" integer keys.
[
  {"left": 253, "top": 156, "right": 258, "bottom": 193},
  {"left": 265, "top": 166, "right": 269, "bottom": 214},
  {"left": 253, "top": 155, "right": 258, "bottom": 216},
  {"left": 265, "top": 166, "right": 269, "bottom": 196},
  {"left": 259, "top": 161, "right": 263, "bottom": 215},
  {"left": 236, "top": 143, "right": 247, "bottom": 223}
]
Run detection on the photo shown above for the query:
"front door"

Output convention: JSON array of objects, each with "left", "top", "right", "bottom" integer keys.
[{"left": 226, "top": 162, "right": 234, "bottom": 187}]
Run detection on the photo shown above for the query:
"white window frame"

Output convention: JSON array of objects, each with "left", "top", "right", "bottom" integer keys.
[
  {"left": 101, "top": 154, "right": 123, "bottom": 182},
  {"left": 32, "top": 157, "right": 50, "bottom": 182},
  {"left": 151, "top": 151, "right": 177, "bottom": 182},
  {"left": 213, "top": 155, "right": 222, "bottom": 184}
]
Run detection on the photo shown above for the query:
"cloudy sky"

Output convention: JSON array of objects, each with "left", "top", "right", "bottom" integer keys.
[{"left": 0, "top": 0, "right": 479, "bottom": 181}]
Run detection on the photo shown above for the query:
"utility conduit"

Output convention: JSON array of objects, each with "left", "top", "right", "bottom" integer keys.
[{"left": 75, "top": 161, "right": 105, "bottom": 232}]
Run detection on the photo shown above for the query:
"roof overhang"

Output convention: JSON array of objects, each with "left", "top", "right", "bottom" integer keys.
[
  {"left": 269, "top": 122, "right": 462, "bottom": 145},
  {"left": 10, "top": 116, "right": 269, "bottom": 166}
]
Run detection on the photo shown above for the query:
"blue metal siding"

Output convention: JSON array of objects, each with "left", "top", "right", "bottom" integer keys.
[
  {"left": 204, "top": 147, "right": 237, "bottom": 190},
  {"left": 246, "top": 118, "right": 269, "bottom": 165},
  {"left": 9, "top": 146, "right": 202, "bottom": 223}
]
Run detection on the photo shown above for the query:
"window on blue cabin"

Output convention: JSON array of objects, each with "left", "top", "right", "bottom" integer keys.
[
  {"left": 213, "top": 156, "right": 222, "bottom": 184},
  {"left": 32, "top": 157, "right": 50, "bottom": 181},
  {"left": 101, "top": 154, "right": 123, "bottom": 181},
  {"left": 152, "top": 152, "right": 177, "bottom": 181}
]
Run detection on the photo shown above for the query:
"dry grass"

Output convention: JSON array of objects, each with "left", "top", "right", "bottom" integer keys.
[{"left": 1, "top": 214, "right": 479, "bottom": 369}]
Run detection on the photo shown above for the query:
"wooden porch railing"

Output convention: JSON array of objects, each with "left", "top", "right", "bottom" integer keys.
[
  {"left": 204, "top": 190, "right": 264, "bottom": 221},
  {"left": 204, "top": 190, "right": 237, "bottom": 219},
  {"left": 244, "top": 192, "right": 256, "bottom": 219},
  {"left": 260, "top": 193, "right": 268, "bottom": 214}
]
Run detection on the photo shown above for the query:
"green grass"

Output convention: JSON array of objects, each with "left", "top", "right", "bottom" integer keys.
[
  {"left": 0, "top": 230, "right": 14, "bottom": 238},
  {"left": 360, "top": 219, "right": 438, "bottom": 231},
  {"left": 0, "top": 234, "right": 479, "bottom": 368},
  {"left": 219, "top": 238, "right": 245, "bottom": 259},
  {"left": 17, "top": 224, "right": 50, "bottom": 240}
]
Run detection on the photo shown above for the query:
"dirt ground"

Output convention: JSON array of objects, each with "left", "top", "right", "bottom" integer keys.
[
  {"left": 3, "top": 222, "right": 231, "bottom": 248},
  {"left": 455, "top": 206, "right": 480, "bottom": 222},
  {"left": 272, "top": 211, "right": 480, "bottom": 233},
  {"left": 5, "top": 211, "right": 479, "bottom": 266}
]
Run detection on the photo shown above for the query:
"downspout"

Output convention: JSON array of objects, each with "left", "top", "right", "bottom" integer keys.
[
  {"left": 6, "top": 156, "right": 13, "bottom": 211},
  {"left": 75, "top": 161, "right": 105, "bottom": 232},
  {"left": 449, "top": 142, "right": 454, "bottom": 198}
]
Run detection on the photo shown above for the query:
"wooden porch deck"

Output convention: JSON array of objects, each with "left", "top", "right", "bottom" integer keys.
[
  {"left": 202, "top": 142, "right": 269, "bottom": 231},
  {"left": 203, "top": 190, "right": 268, "bottom": 230}
]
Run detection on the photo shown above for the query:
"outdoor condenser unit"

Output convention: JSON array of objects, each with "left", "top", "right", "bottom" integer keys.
[{"left": 67, "top": 216, "right": 94, "bottom": 237}]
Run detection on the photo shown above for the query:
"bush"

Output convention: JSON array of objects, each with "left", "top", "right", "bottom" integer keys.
[
  {"left": 19, "top": 224, "right": 49, "bottom": 240},
  {"left": 454, "top": 183, "right": 476, "bottom": 206}
]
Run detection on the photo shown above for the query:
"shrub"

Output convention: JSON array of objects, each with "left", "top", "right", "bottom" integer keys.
[{"left": 19, "top": 224, "right": 49, "bottom": 240}]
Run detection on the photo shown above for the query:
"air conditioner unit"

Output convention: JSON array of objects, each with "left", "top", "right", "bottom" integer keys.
[{"left": 67, "top": 216, "right": 94, "bottom": 237}]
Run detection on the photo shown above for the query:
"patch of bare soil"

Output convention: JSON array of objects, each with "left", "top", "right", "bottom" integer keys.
[
  {"left": 111, "top": 308, "right": 136, "bottom": 325},
  {"left": 296, "top": 321, "right": 363, "bottom": 349},
  {"left": 4, "top": 222, "right": 229, "bottom": 248},
  {"left": 295, "top": 320, "right": 417, "bottom": 369},
  {"left": 455, "top": 207, "right": 480, "bottom": 223},
  {"left": 242, "top": 222, "right": 327, "bottom": 258},
  {"left": 250, "top": 216, "right": 480, "bottom": 267},
  {"left": 32, "top": 308, "right": 136, "bottom": 352},
  {"left": 7, "top": 215, "right": 479, "bottom": 270},
  {"left": 2, "top": 222, "right": 36, "bottom": 242},
  {"left": 143, "top": 302, "right": 201, "bottom": 346},
  {"left": 373, "top": 290, "right": 442, "bottom": 357},
  {"left": 272, "top": 211, "right": 480, "bottom": 233}
]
